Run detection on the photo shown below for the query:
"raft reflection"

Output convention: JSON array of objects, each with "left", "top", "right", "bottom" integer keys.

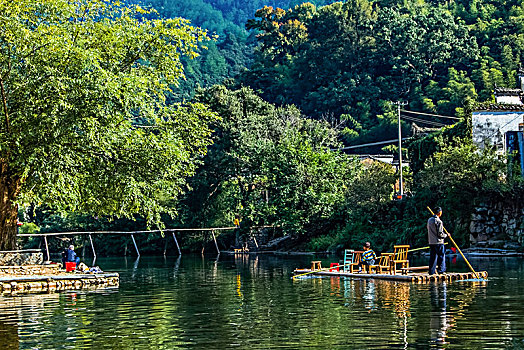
[{"left": 338, "top": 277, "right": 483, "bottom": 348}]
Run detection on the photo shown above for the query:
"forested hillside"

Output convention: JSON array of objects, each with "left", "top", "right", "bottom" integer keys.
[
  {"left": 141, "top": 0, "right": 337, "bottom": 98},
  {"left": 142, "top": 0, "right": 524, "bottom": 145},
  {"left": 242, "top": 0, "right": 524, "bottom": 144},
  {"left": 140, "top": 0, "right": 524, "bottom": 251}
]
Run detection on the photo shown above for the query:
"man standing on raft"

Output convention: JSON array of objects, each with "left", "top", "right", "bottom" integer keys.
[{"left": 428, "top": 207, "right": 448, "bottom": 275}]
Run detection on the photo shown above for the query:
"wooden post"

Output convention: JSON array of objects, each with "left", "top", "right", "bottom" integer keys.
[
  {"left": 44, "top": 236, "right": 50, "bottom": 262},
  {"left": 88, "top": 234, "right": 97, "bottom": 265},
  {"left": 212, "top": 230, "right": 220, "bottom": 254},
  {"left": 131, "top": 234, "right": 140, "bottom": 257},
  {"left": 172, "top": 232, "right": 181, "bottom": 255}
]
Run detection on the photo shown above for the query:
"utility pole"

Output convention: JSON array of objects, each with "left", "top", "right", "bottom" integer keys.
[{"left": 389, "top": 101, "right": 408, "bottom": 198}]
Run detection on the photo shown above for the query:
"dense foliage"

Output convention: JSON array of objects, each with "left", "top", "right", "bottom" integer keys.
[
  {"left": 141, "top": 0, "right": 338, "bottom": 99},
  {"left": 135, "top": 0, "right": 524, "bottom": 145},
  {"left": 325, "top": 138, "right": 521, "bottom": 254},
  {"left": 184, "top": 86, "right": 358, "bottom": 236},
  {"left": 0, "top": 0, "right": 217, "bottom": 250}
]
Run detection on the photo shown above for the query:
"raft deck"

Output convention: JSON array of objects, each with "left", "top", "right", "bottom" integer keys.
[
  {"left": 0, "top": 273, "right": 120, "bottom": 295},
  {"left": 293, "top": 269, "right": 488, "bottom": 283}
]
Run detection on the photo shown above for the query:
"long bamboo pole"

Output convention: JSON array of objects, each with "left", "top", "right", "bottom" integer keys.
[
  {"left": 410, "top": 242, "right": 448, "bottom": 253},
  {"left": 427, "top": 207, "right": 480, "bottom": 279},
  {"left": 292, "top": 262, "right": 354, "bottom": 279}
]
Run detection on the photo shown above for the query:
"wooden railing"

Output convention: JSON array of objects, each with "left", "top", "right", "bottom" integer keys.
[{"left": 18, "top": 227, "right": 241, "bottom": 262}]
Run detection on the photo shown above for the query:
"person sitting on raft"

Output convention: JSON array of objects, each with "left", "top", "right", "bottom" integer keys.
[
  {"left": 360, "top": 242, "right": 376, "bottom": 272},
  {"left": 62, "top": 245, "right": 80, "bottom": 267}
]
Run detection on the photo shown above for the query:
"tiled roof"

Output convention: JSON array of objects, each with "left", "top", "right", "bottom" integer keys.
[
  {"left": 494, "top": 87, "right": 522, "bottom": 96},
  {"left": 474, "top": 103, "right": 524, "bottom": 112}
]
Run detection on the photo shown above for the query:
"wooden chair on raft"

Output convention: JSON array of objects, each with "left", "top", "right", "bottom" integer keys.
[
  {"left": 390, "top": 245, "right": 410, "bottom": 275},
  {"left": 343, "top": 249, "right": 354, "bottom": 272},
  {"left": 349, "top": 251, "right": 363, "bottom": 273},
  {"left": 368, "top": 254, "right": 393, "bottom": 274}
]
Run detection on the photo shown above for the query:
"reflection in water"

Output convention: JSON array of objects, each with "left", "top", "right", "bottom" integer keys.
[
  {"left": 330, "top": 277, "right": 340, "bottom": 297},
  {"left": 173, "top": 255, "right": 181, "bottom": 277},
  {"left": 236, "top": 274, "right": 243, "bottom": 299},
  {"left": 0, "top": 255, "right": 519, "bottom": 349},
  {"left": 361, "top": 280, "right": 376, "bottom": 311},
  {"left": 0, "top": 321, "right": 18, "bottom": 350},
  {"left": 336, "top": 276, "right": 486, "bottom": 348},
  {"left": 430, "top": 282, "right": 451, "bottom": 348}
]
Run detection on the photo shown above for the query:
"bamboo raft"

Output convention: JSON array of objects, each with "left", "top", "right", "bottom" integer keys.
[
  {"left": 0, "top": 273, "right": 119, "bottom": 295},
  {"left": 293, "top": 269, "right": 488, "bottom": 283}
]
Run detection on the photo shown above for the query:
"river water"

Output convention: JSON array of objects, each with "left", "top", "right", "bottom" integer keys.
[{"left": 0, "top": 254, "right": 523, "bottom": 349}]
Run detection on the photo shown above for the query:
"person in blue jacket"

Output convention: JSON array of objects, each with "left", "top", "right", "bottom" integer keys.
[{"left": 62, "top": 245, "right": 80, "bottom": 267}]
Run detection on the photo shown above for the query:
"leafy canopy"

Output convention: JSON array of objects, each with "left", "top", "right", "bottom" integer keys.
[
  {"left": 186, "top": 86, "right": 358, "bottom": 235},
  {"left": 0, "top": 0, "right": 218, "bottom": 226}
]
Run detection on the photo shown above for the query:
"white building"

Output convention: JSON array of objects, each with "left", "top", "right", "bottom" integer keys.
[
  {"left": 472, "top": 68, "right": 524, "bottom": 152},
  {"left": 472, "top": 106, "right": 524, "bottom": 152}
]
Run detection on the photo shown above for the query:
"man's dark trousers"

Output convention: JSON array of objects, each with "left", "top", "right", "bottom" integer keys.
[{"left": 429, "top": 244, "right": 446, "bottom": 275}]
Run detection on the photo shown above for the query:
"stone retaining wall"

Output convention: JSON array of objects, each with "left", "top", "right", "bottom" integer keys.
[
  {"left": 470, "top": 199, "right": 524, "bottom": 247},
  {"left": 0, "top": 250, "right": 43, "bottom": 266}
]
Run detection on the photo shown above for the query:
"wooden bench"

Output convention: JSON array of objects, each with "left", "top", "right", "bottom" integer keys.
[{"left": 401, "top": 266, "right": 429, "bottom": 275}]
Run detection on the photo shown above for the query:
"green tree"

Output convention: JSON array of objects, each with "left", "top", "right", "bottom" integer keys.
[
  {"left": 188, "top": 85, "right": 357, "bottom": 236},
  {"left": 0, "top": 0, "right": 217, "bottom": 250},
  {"left": 375, "top": 7, "right": 478, "bottom": 100}
]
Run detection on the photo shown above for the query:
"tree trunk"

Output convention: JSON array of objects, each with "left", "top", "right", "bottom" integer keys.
[{"left": 0, "top": 160, "right": 20, "bottom": 251}]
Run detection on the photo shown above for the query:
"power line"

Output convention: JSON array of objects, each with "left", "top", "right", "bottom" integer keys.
[
  {"left": 401, "top": 109, "right": 461, "bottom": 120},
  {"left": 335, "top": 138, "right": 411, "bottom": 151},
  {"left": 401, "top": 115, "right": 446, "bottom": 126},
  {"left": 402, "top": 117, "right": 447, "bottom": 128},
  {"left": 400, "top": 115, "right": 447, "bottom": 127}
]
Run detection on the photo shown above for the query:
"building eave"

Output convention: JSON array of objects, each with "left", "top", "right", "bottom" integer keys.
[{"left": 473, "top": 103, "right": 524, "bottom": 112}]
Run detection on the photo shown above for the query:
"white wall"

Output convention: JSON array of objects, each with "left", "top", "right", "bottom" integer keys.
[
  {"left": 495, "top": 95, "right": 522, "bottom": 104},
  {"left": 472, "top": 111, "right": 524, "bottom": 152}
]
